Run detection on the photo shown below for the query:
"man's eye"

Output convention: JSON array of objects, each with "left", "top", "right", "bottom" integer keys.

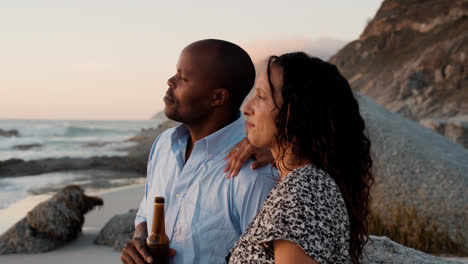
[{"left": 257, "top": 95, "right": 264, "bottom": 100}]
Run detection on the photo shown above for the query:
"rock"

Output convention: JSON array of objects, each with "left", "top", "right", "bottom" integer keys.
[
  {"left": 12, "top": 144, "right": 41, "bottom": 150},
  {"left": 94, "top": 209, "right": 137, "bottom": 251},
  {"left": 357, "top": 94, "right": 468, "bottom": 254},
  {"left": 363, "top": 236, "right": 462, "bottom": 264},
  {"left": 126, "top": 119, "right": 179, "bottom": 172},
  {"left": 0, "top": 185, "right": 103, "bottom": 254},
  {"left": 444, "top": 64, "right": 455, "bottom": 79},
  {"left": 0, "top": 129, "right": 19, "bottom": 137},
  {"left": 83, "top": 142, "right": 113, "bottom": 148},
  {"left": 420, "top": 116, "right": 468, "bottom": 148},
  {"left": 435, "top": 69, "right": 444, "bottom": 83},
  {"left": 0, "top": 156, "right": 144, "bottom": 178},
  {"left": 95, "top": 210, "right": 463, "bottom": 263},
  {"left": 328, "top": 0, "right": 468, "bottom": 146}
]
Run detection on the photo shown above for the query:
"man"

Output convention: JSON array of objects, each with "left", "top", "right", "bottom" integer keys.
[{"left": 121, "top": 39, "right": 276, "bottom": 264}]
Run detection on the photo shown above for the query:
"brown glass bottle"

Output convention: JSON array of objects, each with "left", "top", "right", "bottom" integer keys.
[{"left": 147, "top": 196, "right": 170, "bottom": 264}]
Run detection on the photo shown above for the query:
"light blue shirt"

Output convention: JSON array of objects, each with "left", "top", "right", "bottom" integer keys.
[{"left": 135, "top": 115, "right": 276, "bottom": 264}]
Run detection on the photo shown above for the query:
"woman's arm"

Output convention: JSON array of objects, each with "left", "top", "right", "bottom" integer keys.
[{"left": 274, "top": 240, "right": 318, "bottom": 264}]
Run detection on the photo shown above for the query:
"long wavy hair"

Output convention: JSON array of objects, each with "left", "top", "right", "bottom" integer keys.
[{"left": 267, "top": 52, "right": 373, "bottom": 264}]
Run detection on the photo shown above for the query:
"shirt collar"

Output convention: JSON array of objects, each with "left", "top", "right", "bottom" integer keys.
[
  {"left": 204, "top": 113, "right": 245, "bottom": 156},
  {"left": 170, "top": 112, "right": 245, "bottom": 156}
]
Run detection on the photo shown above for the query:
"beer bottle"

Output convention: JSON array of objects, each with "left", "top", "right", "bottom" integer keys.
[{"left": 147, "top": 196, "right": 170, "bottom": 264}]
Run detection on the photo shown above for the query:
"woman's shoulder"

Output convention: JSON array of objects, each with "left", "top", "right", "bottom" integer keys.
[
  {"left": 282, "top": 164, "right": 342, "bottom": 197},
  {"left": 242, "top": 164, "right": 351, "bottom": 263},
  {"left": 273, "top": 165, "right": 349, "bottom": 227}
]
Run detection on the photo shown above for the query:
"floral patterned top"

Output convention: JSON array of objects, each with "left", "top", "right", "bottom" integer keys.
[{"left": 227, "top": 165, "right": 351, "bottom": 263}]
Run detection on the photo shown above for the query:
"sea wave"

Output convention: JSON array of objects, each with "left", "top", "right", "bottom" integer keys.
[
  {"left": 62, "top": 125, "right": 129, "bottom": 137},
  {"left": 0, "top": 119, "right": 159, "bottom": 161}
]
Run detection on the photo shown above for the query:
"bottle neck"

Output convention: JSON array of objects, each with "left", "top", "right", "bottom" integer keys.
[{"left": 151, "top": 203, "right": 165, "bottom": 234}]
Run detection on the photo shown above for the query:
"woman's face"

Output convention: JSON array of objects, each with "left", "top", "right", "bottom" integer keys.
[{"left": 242, "top": 64, "right": 284, "bottom": 149}]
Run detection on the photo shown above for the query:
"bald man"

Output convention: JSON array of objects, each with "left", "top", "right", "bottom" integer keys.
[{"left": 121, "top": 39, "right": 276, "bottom": 264}]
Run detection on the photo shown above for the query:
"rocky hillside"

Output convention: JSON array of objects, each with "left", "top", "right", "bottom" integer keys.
[{"left": 329, "top": 0, "right": 468, "bottom": 147}]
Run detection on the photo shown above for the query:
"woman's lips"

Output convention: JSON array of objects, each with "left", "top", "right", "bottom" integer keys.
[{"left": 247, "top": 122, "right": 255, "bottom": 128}]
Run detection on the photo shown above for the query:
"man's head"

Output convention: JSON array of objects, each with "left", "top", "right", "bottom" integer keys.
[{"left": 165, "top": 39, "right": 255, "bottom": 124}]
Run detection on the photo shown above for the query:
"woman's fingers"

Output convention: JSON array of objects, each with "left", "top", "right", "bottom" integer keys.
[
  {"left": 229, "top": 146, "right": 256, "bottom": 177},
  {"left": 226, "top": 138, "right": 255, "bottom": 178},
  {"left": 225, "top": 137, "right": 273, "bottom": 177}
]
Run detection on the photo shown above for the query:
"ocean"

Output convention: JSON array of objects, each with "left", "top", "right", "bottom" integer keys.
[
  {"left": 0, "top": 118, "right": 163, "bottom": 212},
  {"left": 0, "top": 119, "right": 162, "bottom": 161}
]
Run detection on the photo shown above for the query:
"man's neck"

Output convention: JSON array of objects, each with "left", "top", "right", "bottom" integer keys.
[
  {"left": 184, "top": 111, "right": 238, "bottom": 161},
  {"left": 187, "top": 112, "right": 238, "bottom": 143}
]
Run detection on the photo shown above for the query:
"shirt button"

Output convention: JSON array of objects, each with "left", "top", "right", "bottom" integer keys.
[
  {"left": 176, "top": 194, "right": 181, "bottom": 198},
  {"left": 208, "top": 154, "right": 213, "bottom": 158}
]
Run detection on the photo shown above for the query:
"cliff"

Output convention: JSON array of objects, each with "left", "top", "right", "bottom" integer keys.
[{"left": 329, "top": 0, "right": 468, "bottom": 147}]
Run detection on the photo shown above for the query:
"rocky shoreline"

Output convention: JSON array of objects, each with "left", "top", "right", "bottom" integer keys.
[{"left": 0, "top": 156, "right": 144, "bottom": 178}]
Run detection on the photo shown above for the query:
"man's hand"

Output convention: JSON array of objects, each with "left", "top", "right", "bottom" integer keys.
[
  {"left": 121, "top": 238, "right": 177, "bottom": 264},
  {"left": 121, "top": 237, "right": 153, "bottom": 264},
  {"left": 224, "top": 137, "right": 273, "bottom": 178}
]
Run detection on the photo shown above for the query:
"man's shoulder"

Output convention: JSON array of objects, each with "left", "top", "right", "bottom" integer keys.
[
  {"left": 147, "top": 126, "right": 178, "bottom": 161},
  {"left": 152, "top": 126, "right": 178, "bottom": 147},
  {"left": 234, "top": 159, "right": 277, "bottom": 187}
]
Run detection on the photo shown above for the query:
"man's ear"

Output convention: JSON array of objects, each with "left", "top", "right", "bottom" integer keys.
[{"left": 211, "top": 89, "right": 229, "bottom": 107}]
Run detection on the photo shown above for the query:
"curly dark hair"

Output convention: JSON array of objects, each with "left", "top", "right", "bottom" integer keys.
[{"left": 267, "top": 52, "right": 373, "bottom": 264}]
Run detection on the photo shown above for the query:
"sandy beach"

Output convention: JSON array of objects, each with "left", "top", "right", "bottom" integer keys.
[{"left": 0, "top": 184, "right": 145, "bottom": 264}]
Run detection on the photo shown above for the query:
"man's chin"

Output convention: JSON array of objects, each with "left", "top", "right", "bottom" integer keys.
[{"left": 164, "top": 108, "right": 182, "bottom": 123}]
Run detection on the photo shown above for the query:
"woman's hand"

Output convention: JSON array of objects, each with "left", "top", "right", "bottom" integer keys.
[{"left": 224, "top": 137, "right": 273, "bottom": 178}]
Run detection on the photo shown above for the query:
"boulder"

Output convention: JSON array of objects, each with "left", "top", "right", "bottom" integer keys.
[
  {"left": 357, "top": 93, "right": 468, "bottom": 254},
  {"left": 95, "top": 210, "right": 463, "bottom": 263},
  {"left": 0, "top": 129, "right": 19, "bottom": 137},
  {"left": 363, "top": 236, "right": 462, "bottom": 264},
  {"left": 0, "top": 185, "right": 103, "bottom": 254},
  {"left": 420, "top": 116, "right": 468, "bottom": 148},
  {"left": 12, "top": 144, "right": 41, "bottom": 150},
  {"left": 94, "top": 209, "right": 137, "bottom": 251}
]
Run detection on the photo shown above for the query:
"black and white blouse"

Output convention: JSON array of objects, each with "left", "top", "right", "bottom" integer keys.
[{"left": 227, "top": 164, "right": 351, "bottom": 263}]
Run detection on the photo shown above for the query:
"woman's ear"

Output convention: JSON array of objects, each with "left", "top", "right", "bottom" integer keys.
[{"left": 211, "top": 89, "right": 229, "bottom": 107}]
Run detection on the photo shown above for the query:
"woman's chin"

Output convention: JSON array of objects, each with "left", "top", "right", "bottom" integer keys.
[{"left": 247, "top": 135, "right": 268, "bottom": 149}]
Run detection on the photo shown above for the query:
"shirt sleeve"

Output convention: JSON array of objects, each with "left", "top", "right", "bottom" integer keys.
[
  {"left": 232, "top": 164, "right": 277, "bottom": 232},
  {"left": 255, "top": 177, "right": 348, "bottom": 264},
  {"left": 134, "top": 135, "right": 161, "bottom": 228}
]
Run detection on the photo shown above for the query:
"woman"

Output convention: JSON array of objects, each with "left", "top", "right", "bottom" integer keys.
[{"left": 226, "top": 52, "right": 373, "bottom": 263}]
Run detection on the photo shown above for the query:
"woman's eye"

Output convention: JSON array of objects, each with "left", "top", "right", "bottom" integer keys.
[{"left": 257, "top": 95, "right": 264, "bottom": 100}]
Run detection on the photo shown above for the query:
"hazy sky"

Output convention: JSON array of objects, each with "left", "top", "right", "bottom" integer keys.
[{"left": 0, "top": 0, "right": 383, "bottom": 120}]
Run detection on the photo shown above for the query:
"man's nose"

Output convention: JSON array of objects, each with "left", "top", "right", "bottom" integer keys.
[{"left": 167, "top": 75, "right": 176, "bottom": 88}]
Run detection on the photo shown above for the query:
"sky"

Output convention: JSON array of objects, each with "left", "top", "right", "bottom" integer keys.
[{"left": 0, "top": 0, "right": 384, "bottom": 120}]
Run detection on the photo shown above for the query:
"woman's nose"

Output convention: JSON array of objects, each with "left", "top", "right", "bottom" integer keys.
[{"left": 242, "top": 98, "right": 254, "bottom": 116}]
